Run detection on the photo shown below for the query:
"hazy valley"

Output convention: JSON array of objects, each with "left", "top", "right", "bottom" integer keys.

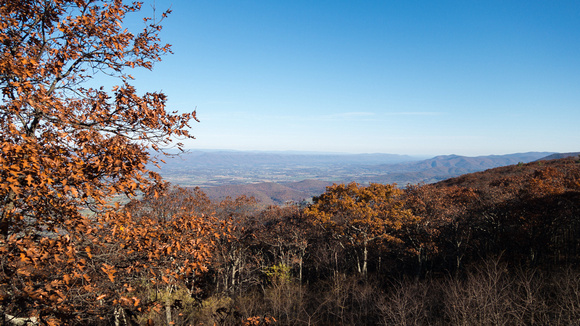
[{"left": 154, "top": 150, "right": 558, "bottom": 205}]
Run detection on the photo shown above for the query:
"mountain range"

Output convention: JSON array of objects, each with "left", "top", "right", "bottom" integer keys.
[{"left": 153, "top": 150, "right": 565, "bottom": 205}]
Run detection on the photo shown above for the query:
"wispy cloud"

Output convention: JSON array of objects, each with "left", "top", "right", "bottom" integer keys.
[
  {"left": 307, "top": 111, "right": 444, "bottom": 122},
  {"left": 383, "top": 111, "right": 445, "bottom": 116},
  {"left": 327, "top": 112, "right": 376, "bottom": 119}
]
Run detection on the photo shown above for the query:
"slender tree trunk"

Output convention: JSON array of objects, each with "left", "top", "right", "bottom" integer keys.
[
  {"left": 362, "top": 241, "right": 368, "bottom": 278},
  {"left": 334, "top": 250, "right": 338, "bottom": 277},
  {"left": 416, "top": 248, "right": 423, "bottom": 280},
  {"left": 231, "top": 263, "right": 237, "bottom": 289},
  {"left": 299, "top": 256, "right": 303, "bottom": 284},
  {"left": 165, "top": 285, "right": 173, "bottom": 326},
  {"left": 165, "top": 298, "right": 172, "bottom": 326}
]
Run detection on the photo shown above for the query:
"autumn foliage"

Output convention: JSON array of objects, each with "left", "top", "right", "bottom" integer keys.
[
  {"left": 0, "top": 0, "right": 199, "bottom": 324},
  {"left": 305, "top": 183, "right": 417, "bottom": 276},
  {"left": 3, "top": 0, "right": 580, "bottom": 325}
]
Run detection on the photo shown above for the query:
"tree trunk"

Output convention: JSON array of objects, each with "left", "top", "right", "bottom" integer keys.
[
  {"left": 362, "top": 241, "right": 368, "bottom": 278},
  {"left": 165, "top": 298, "right": 172, "bottom": 326},
  {"left": 299, "top": 256, "right": 303, "bottom": 284},
  {"left": 416, "top": 248, "right": 423, "bottom": 280}
]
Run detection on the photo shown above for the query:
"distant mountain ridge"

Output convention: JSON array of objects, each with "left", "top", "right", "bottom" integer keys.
[
  {"left": 386, "top": 152, "right": 553, "bottom": 171},
  {"left": 159, "top": 150, "right": 417, "bottom": 168},
  {"left": 180, "top": 151, "right": 556, "bottom": 205}
]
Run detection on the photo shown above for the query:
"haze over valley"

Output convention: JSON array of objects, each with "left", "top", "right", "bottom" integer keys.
[{"left": 154, "top": 150, "right": 558, "bottom": 204}]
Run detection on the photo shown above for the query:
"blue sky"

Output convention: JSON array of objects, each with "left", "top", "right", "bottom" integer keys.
[{"left": 125, "top": 0, "right": 580, "bottom": 156}]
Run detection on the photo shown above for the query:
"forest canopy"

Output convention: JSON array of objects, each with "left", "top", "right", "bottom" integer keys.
[{"left": 2, "top": 1, "right": 580, "bottom": 325}]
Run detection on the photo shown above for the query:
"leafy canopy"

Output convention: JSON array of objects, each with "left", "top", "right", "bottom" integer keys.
[
  {"left": 0, "top": 0, "right": 200, "bottom": 323},
  {"left": 0, "top": 0, "right": 196, "bottom": 234}
]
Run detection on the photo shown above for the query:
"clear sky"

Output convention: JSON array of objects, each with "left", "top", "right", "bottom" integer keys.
[{"left": 125, "top": 0, "right": 580, "bottom": 156}]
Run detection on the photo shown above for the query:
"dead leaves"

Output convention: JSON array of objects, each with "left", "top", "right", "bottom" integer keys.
[
  {"left": 0, "top": 0, "right": 197, "bottom": 323},
  {"left": 101, "top": 263, "right": 116, "bottom": 283}
]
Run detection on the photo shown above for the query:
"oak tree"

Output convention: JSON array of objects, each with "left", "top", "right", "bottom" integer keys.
[
  {"left": 0, "top": 0, "right": 197, "bottom": 323},
  {"left": 305, "top": 183, "right": 417, "bottom": 277}
]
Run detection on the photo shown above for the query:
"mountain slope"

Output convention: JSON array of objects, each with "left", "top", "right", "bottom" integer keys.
[
  {"left": 434, "top": 156, "right": 580, "bottom": 190},
  {"left": 369, "top": 152, "right": 554, "bottom": 184},
  {"left": 536, "top": 152, "right": 580, "bottom": 161}
]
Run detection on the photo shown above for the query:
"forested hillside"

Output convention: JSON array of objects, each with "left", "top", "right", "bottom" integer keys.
[
  {"left": 8, "top": 156, "right": 580, "bottom": 324},
  {"left": 2, "top": 1, "right": 579, "bottom": 325},
  {"left": 114, "top": 156, "right": 580, "bottom": 325}
]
